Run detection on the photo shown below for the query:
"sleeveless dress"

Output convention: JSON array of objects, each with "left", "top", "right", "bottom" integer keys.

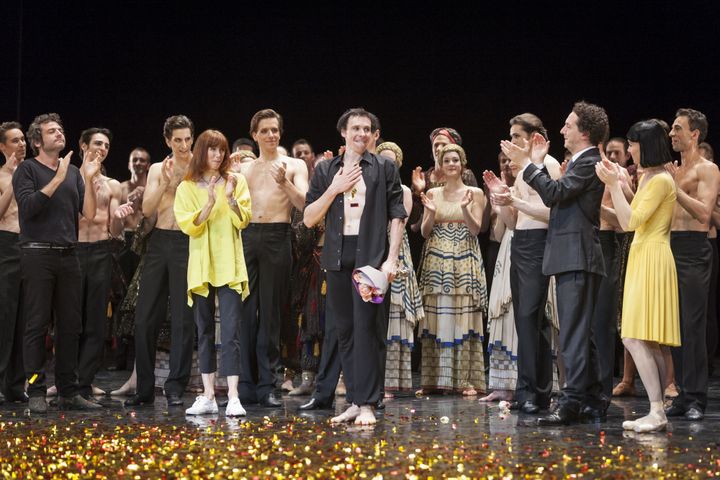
[
  {"left": 418, "top": 188, "right": 488, "bottom": 392},
  {"left": 384, "top": 229, "right": 424, "bottom": 392},
  {"left": 621, "top": 173, "right": 680, "bottom": 345}
]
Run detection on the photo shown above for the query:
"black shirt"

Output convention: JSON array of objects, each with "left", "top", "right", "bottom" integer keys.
[
  {"left": 305, "top": 151, "right": 407, "bottom": 271},
  {"left": 12, "top": 157, "right": 85, "bottom": 245}
]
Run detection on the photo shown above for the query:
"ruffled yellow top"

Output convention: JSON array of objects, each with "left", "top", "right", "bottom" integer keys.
[{"left": 174, "top": 173, "right": 252, "bottom": 305}]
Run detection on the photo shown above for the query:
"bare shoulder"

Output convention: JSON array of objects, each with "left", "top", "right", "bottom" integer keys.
[
  {"left": 543, "top": 155, "right": 561, "bottom": 168},
  {"left": 239, "top": 159, "right": 257, "bottom": 176},
  {"left": 426, "top": 186, "right": 439, "bottom": 198},
  {"left": 698, "top": 159, "right": 720, "bottom": 178}
]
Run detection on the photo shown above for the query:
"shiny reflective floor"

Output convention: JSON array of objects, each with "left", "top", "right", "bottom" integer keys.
[{"left": 2, "top": 371, "right": 720, "bottom": 478}]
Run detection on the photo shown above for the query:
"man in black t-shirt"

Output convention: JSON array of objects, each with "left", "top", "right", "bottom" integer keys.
[{"left": 12, "top": 113, "right": 103, "bottom": 413}]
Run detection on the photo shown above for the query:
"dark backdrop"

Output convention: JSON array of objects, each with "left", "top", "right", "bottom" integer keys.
[{"left": 2, "top": 1, "right": 720, "bottom": 182}]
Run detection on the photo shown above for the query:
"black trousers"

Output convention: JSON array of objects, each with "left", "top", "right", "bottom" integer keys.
[
  {"left": 238, "top": 223, "right": 292, "bottom": 402},
  {"left": 0, "top": 231, "right": 25, "bottom": 396},
  {"left": 510, "top": 229, "right": 552, "bottom": 406},
  {"left": 555, "top": 270, "right": 603, "bottom": 411},
  {"left": 134, "top": 229, "right": 194, "bottom": 398},
  {"left": 706, "top": 238, "right": 719, "bottom": 370},
  {"left": 76, "top": 240, "right": 113, "bottom": 395},
  {"left": 312, "top": 305, "right": 342, "bottom": 406},
  {"left": 193, "top": 286, "right": 242, "bottom": 376},
  {"left": 21, "top": 247, "right": 82, "bottom": 398},
  {"left": 325, "top": 235, "right": 383, "bottom": 406},
  {"left": 592, "top": 231, "right": 618, "bottom": 398},
  {"left": 670, "top": 232, "right": 711, "bottom": 412}
]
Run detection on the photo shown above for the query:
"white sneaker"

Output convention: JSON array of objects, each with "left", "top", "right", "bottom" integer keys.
[
  {"left": 225, "top": 397, "right": 246, "bottom": 417},
  {"left": 185, "top": 395, "right": 218, "bottom": 415}
]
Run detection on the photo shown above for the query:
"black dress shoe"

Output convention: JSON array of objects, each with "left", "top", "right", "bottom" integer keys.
[
  {"left": 685, "top": 407, "right": 704, "bottom": 421},
  {"left": 665, "top": 404, "right": 685, "bottom": 417},
  {"left": 508, "top": 401, "right": 520, "bottom": 411},
  {"left": 5, "top": 390, "right": 29, "bottom": 403},
  {"left": 537, "top": 405, "right": 578, "bottom": 426},
  {"left": 166, "top": 393, "right": 184, "bottom": 406},
  {"left": 298, "top": 397, "right": 331, "bottom": 411},
  {"left": 520, "top": 401, "right": 540, "bottom": 414},
  {"left": 259, "top": 393, "right": 282, "bottom": 407},
  {"left": 123, "top": 394, "right": 155, "bottom": 407},
  {"left": 580, "top": 405, "right": 607, "bottom": 423},
  {"left": 376, "top": 399, "right": 385, "bottom": 411}
]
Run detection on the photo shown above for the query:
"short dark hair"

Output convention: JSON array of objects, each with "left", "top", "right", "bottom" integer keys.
[
  {"left": 0, "top": 121, "right": 22, "bottom": 143},
  {"left": 699, "top": 142, "right": 714, "bottom": 161},
  {"left": 79, "top": 127, "right": 112, "bottom": 148},
  {"left": 626, "top": 119, "right": 674, "bottom": 168},
  {"left": 27, "top": 113, "right": 63, "bottom": 156},
  {"left": 675, "top": 108, "right": 708, "bottom": 142},
  {"left": 336, "top": 108, "right": 379, "bottom": 133},
  {"left": 572, "top": 101, "right": 609, "bottom": 146},
  {"left": 131, "top": 147, "right": 151, "bottom": 162},
  {"left": 509, "top": 113, "right": 548, "bottom": 140},
  {"left": 163, "top": 115, "right": 194, "bottom": 140},
  {"left": 232, "top": 137, "right": 254, "bottom": 151},
  {"left": 292, "top": 138, "right": 313, "bottom": 151},
  {"left": 250, "top": 109, "right": 283, "bottom": 136},
  {"left": 605, "top": 136, "right": 629, "bottom": 153}
]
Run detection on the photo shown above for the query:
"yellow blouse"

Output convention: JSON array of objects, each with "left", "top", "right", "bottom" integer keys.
[{"left": 174, "top": 173, "right": 252, "bottom": 305}]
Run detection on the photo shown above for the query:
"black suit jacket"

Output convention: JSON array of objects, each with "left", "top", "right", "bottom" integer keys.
[{"left": 523, "top": 148, "right": 606, "bottom": 277}]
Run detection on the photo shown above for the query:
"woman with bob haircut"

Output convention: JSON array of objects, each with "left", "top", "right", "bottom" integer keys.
[
  {"left": 174, "top": 129, "right": 252, "bottom": 417},
  {"left": 596, "top": 119, "right": 679, "bottom": 432}
]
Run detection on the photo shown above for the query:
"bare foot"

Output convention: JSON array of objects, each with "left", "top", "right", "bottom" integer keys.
[
  {"left": 354, "top": 405, "right": 377, "bottom": 425},
  {"left": 46, "top": 385, "right": 57, "bottom": 397},
  {"left": 479, "top": 390, "right": 513, "bottom": 402},
  {"left": 462, "top": 388, "right": 478, "bottom": 396},
  {"left": 384, "top": 392, "right": 394, "bottom": 399},
  {"left": 280, "top": 378, "right": 294, "bottom": 392},
  {"left": 622, "top": 419, "right": 638, "bottom": 431},
  {"left": 92, "top": 385, "right": 106, "bottom": 395},
  {"left": 664, "top": 383, "right": 679, "bottom": 399},
  {"left": 331, "top": 404, "right": 360, "bottom": 424},
  {"left": 110, "top": 381, "right": 137, "bottom": 396}
]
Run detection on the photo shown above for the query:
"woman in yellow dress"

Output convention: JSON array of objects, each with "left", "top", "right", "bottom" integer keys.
[
  {"left": 596, "top": 119, "right": 680, "bottom": 433},
  {"left": 174, "top": 130, "right": 252, "bottom": 417}
]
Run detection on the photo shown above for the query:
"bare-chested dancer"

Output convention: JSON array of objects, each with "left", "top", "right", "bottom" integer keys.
[
  {"left": 485, "top": 113, "right": 561, "bottom": 414},
  {"left": 0, "top": 122, "right": 27, "bottom": 404},
  {"left": 73, "top": 128, "right": 133, "bottom": 400},
  {"left": 664, "top": 108, "right": 720, "bottom": 421},
  {"left": 238, "top": 109, "right": 308, "bottom": 407},
  {"left": 124, "top": 115, "right": 196, "bottom": 408}
]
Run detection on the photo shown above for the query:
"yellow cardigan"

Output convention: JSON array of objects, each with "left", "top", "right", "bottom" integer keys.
[{"left": 174, "top": 173, "right": 252, "bottom": 305}]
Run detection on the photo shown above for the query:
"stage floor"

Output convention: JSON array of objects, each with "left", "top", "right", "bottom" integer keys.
[{"left": 2, "top": 371, "right": 720, "bottom": 478}]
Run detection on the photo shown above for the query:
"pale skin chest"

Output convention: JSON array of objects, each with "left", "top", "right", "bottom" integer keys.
[
  {"left": 155, "top": 164, "right": 187, "bottom": 230},
  {"left": 514, "top": 166, "right": 548, "bottom": 230},
  {"left": 672, "top": 165, "right": 704, "bottom": 231},
  {"left": 0, "top": 171, "right": 19, "bottom": 233},
  {"left": 79, "top": 176, "right": 114, "bottom": 242},
  {"left": 242, "top": 159, "right": 297, "bottom": 223},
  {"left": 343, "top": 174, "right": 367, "bottom": 235}
]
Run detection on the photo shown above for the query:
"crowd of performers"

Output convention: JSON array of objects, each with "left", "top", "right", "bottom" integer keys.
[{"left": 0, "top": 103, "right": 718, "bottom": 431}]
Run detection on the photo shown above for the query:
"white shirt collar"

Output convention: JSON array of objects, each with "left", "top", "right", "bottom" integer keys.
[{"left": 571, "top": 146, "right": 595, "bottom": 163}]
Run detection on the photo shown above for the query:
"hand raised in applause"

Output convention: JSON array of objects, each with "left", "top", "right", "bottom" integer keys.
[
  {"left": 419, "top": 192, "right": 436, "bottom": 213},
  {"left": 529, "top": 133, "right": 550, "bottom": 165},
  {"left": 412, "top": 166, "right": 426, "bottom": 193},
  {"left": 160, "top": 156, "right": 175, "bottom": 187},
  {"left": 460, "top": 189, "right": 474, "bottom": 209},
  {"left": 206, "top": 176, "right": 218, "bottom": 206},
  {"left": 595, "top": 158, "right": 620, "bottom": 187},
  {"left": 113, "top": 201, "right": 134, "bottom": 219},
  {"left": 225, "top": 174, "right": 237, "bottom": 202},
  {"left": 270, "top": 161, "right": 288, "bottom": 185},
  {"left": 82, "top": 150, "right": 102, "bottom": 181},
  {"left": 500, "top": 138, "right": 531, "bottom": 170},
  {"left": 55, "top": 150, "right": 73, "bottom": 183}
]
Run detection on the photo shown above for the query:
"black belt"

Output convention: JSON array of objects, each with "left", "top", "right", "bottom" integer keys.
[{"left": 21, "top": 242, "right": 75, "bottom": 250}]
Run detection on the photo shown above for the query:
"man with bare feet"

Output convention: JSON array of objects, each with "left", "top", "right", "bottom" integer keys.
[
  {"left": 486, "top": 113, "right": 561, "bottom": 413},
  {"left": 14, "top": 113, "right": 102, "bottom": 413},
  {"left": 124, "top": 115, "right": 196, "bottom": 408},
  {"left": 0, "top": 122, "right": 27, "bottom": 404},
  {"left": 238, "top": 109, "right": 309, "bottom": 407},
  {"left": 664, "top": 108, "right": 720, "bottom": 421},
  {"left": 304, "top": 108, "right": 406, "bottom": 425},
  {"left": 74, "top": 128, "right": 134, "bottom": 401}
]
